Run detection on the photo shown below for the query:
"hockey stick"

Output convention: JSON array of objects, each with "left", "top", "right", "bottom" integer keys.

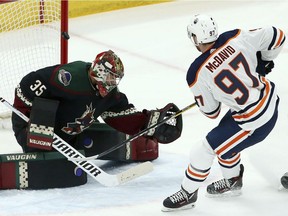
[
  {"left": 0, "top": 97, "right": 153, "bottom": 187},
  {"left": 71, "top": 102, "right": 197, "bottom": 162}
]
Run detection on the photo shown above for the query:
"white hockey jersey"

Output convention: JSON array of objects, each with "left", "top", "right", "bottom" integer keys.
[{"left": 186, "top": 27, "right": 286, "bottom": 131}]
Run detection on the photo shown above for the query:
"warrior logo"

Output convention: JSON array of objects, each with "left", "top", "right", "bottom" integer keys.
[{"left": 62, "top": 103, "right": 95, "bottom": 135}]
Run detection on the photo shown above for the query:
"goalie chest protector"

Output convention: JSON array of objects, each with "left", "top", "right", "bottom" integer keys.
[{"left": 0, "top": 152, "right": 87, "bottom": 189}]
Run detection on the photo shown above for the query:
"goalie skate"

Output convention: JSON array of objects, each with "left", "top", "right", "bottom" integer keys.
[{"left": 206, "top": 164, "right": 244, "bottom": 197}]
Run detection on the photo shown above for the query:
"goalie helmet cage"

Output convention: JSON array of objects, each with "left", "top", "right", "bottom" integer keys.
[{"left": 0, "top": 0, "right": 68, "bottom": 128}]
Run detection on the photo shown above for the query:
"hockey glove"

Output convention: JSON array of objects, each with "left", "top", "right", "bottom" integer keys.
[
  {"left": 145, "top": 103, "right": 183, "bottom": 144},
  {"left": 256, "top": 51, "right": 274, "bottom": 76}
]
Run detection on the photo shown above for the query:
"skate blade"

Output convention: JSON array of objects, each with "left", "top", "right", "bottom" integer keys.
[
  {"left": 206, "top": 190, "right": 242, "bottom": 198},
  {"left": 161, "top": 203, "right": 195, "bottom": 212}
]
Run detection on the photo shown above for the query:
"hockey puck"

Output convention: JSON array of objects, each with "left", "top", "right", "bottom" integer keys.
[
  {"left": 281, "top": 172, "right": 288, "bottom": 189},
  {"left": 61, "top": 32, "right": 70, "bottom": 40}
]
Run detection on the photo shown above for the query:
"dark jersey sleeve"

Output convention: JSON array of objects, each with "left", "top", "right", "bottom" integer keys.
[{"left": 101, "top": 91, "right": 149, "bottom": 135}]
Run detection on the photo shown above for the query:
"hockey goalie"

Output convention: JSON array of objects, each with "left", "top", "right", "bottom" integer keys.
[{"left": 0, "top": 50, "right": 183, "bottom": 189}]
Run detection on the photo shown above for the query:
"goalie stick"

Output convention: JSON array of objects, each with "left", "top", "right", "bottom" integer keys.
[
  {"left": 70, "top": 102, "right": 197, "bottom": 162},
  {"left": 0, "top": 97, "right": 153, "bottom": 187}
]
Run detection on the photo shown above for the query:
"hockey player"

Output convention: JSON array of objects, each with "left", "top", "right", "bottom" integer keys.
[
  {"left": 162, "top": 14, "right": 286, "bottom": 211},
  {"left": 12, "top": 50, "right": 182, "bottom": 158}
]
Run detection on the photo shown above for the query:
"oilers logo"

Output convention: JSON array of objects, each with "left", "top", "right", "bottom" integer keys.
[{"left": 58, "top": 69, "right": 72, "bottom": 86}]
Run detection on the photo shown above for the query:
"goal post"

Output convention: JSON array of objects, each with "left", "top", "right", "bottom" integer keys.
[
  {"left": 61, "top": 0, "right": 69, "bottom": 64},
  {"left": 0, "top": 0, "right": 69, "bottom": 127}
]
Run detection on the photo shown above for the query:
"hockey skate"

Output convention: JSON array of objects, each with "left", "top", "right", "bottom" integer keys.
[
  {"left": 279, "top": 172, "right": 288, "bottom": 191},
  {"left": 162, "top": 186, "right": 198, "bottom": 212},
  {"left": 206, "top": 164, "right": 244, "bottom": 197}
]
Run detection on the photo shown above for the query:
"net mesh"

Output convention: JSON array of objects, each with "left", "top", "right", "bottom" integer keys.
[{"left": 0, "top": 0, "right": 62, "bottom": 126}]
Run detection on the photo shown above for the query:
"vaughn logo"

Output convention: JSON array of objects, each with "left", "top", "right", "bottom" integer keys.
[
  {"left": 62, "top": 103, "right": 95, "bottom": 135},
  {"left": 6, "top": 154, "right": 38, "bottom": 161},
  {"left": 29, "top": 138, "right": 52, "bottom": 147}
]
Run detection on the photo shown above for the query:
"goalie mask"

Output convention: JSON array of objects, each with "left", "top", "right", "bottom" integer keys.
[
  {"left": 90, "top": 50, "right": 124, "bottom": 97},
  {"left": 187, "top": 14, "right": 218, "bottom": 46}
]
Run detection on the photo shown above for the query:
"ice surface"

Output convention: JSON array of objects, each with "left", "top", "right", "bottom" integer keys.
[{"left": 1, "top": 0, "right": 288, "bottom": 215}]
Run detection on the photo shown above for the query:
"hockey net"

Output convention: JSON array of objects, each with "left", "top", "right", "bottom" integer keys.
[{"left": 0, "top": 0, "right": 68, "bottom": 129}]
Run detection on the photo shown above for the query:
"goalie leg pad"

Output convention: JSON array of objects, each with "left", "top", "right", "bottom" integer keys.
[
  {"left": 129, "top": 136, "right": 158, "bottom": 161},
  {"left": 77, "top": 123, "right": 158, "bottom": 161},
  {"left": 0, "top": 152, "right": 87, "bottom": 189}
]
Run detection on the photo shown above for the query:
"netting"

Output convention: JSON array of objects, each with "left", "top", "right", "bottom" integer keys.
[{"left": 0, "top": 0, "right": 62, "bottom": 127}]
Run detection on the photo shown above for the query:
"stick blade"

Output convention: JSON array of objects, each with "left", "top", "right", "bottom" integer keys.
[{"left": 116, "top": 161, "right": 153, "bottom": 184}]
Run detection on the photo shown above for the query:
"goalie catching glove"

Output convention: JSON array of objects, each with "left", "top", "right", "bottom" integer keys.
[{"left": 144, "top": 103, "right": 183, "bottom": 144}]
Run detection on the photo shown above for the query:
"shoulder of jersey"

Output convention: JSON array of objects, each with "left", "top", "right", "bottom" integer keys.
[
  {"left": 52, "top": 61, "right": 91, "bottom": 87},
  {"left": 186, "top": 29, "right": 241, "bottom": 87}
]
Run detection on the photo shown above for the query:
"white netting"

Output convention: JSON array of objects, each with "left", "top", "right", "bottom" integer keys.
[{"left": 0, "top": 0, "right": 62, "bottom": 128}]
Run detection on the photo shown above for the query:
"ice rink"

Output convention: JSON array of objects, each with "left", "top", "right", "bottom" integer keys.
[{"left": 1, "top": 0, "right": 288, "bottom": 215}]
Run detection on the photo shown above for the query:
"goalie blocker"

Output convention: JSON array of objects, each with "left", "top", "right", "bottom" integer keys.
[{"left": 27, "top": 97, "right": 59, "bottom": 151}]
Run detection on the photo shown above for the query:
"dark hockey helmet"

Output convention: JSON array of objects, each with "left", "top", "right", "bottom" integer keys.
[{"left": 90, "top": 50, "right": 124, "bottom": 97}]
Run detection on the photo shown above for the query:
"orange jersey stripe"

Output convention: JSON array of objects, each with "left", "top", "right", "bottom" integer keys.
[
  {"left": 187, "top": 166, "right": 209, "bottom": 178},
  {"left": 233, "top": 77, "right": 270, "bottom": 120},
  {"left": 275, "top": 29, "right": 284, "bottom": 48},
  {"left": 216, "top": 130, "right": 250, "bottom": 155},
  {"left": 204, "top": 110, "right": 220, "bottom": 119},
  {"left": 218, "top": 153, "right": 241, "bottom": 165}
]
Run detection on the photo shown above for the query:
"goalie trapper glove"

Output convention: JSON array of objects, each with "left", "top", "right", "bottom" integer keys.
[
  {"left": 144, "top": 103, "right": 183, "bottom": 144},
  {"left": 256, "top": 51, "right": 274, "bottom": 76}
]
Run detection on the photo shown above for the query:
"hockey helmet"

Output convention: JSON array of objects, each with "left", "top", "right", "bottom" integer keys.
[
  {"left": 187, "top": 14, "right": 218, "bottom": 46},
  {"left": 90, "top": 50, "right": 124, "bottom": 97}
]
